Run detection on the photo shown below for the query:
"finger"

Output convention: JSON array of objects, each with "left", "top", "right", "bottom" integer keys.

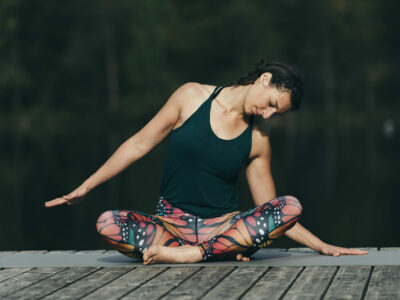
[
  {"left": 236, "top": 254, "right": 243, "bottom": 261},
  {"left": 348, "top": 248, "right": 369, "bottom": 255},
  {"left": 45, "top": 198, "right": 68, "bottom": 207},
  {"left": 242, "top": 257, "right": 250, "bottom": 262},
  {"left": 142, "top": 252, "right": 149, "bottom": 261}
]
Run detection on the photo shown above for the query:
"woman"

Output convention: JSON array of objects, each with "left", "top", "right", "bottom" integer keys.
[{"left": 45, "top": 60, "right": 368, "bottom": 265}]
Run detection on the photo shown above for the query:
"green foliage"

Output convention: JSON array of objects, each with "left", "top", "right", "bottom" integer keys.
[{"left": 0, "top": 0, "right": 399, "bottom": 250}]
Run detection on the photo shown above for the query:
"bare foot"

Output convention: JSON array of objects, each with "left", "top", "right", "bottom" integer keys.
[
  {"left": 142, "top": 245, "right": 203, "bottom": 265},
  {"left": 236, "top": 253, "right": 251, "bottom": 262}
]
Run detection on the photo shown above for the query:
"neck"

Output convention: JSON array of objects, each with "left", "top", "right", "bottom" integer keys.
[{"left": 216, "top": 85, "right": 251, "bottom": 118}]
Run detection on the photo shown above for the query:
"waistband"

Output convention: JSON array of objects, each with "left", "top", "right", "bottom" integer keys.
[{"left": 155, "top": 196, "right": 193, "bottom": 216}]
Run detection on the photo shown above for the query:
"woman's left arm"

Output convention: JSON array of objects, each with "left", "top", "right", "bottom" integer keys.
[{"left": 245, "top": 127, "right": 368, "bottom": 256}]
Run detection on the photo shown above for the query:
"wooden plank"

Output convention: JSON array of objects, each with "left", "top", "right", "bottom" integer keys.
[
  {"left": 162, "top": 266, "right": 235, "bottom": 299},
  {"left": 0, "top": 251, "right": 18, "bottom": 257},
  {"left": 380, "top": 247, "right": 400, "bottom": 251},
  {"left": 104, "top": 250, "right": 120, "bottom": 254},
  {"left": 75, "top": 250, "right": 107, "bottom": 254},
  {"left": 0, "top": 268, "right": 32, "bottom": 282},
  {"left": 356, "top": 247, "right": 378, "bottom": 251},
  {"left": 282, "top": 266, "right": 337, "bottom": 299},
  {"left": 6, "top": 267, "right": 98, "bottom": 299},
  {"left": 45, "top": 250, "right": 77, "bottom": 254},
  {"left": 287, "top": 248, "right": 316, "bottom": 253},
  {"left": 82, "top": 267, "right": 167, "bottom": 300},
  {"left": 121, "top": 267, "right": 201, "bottom": 299},
  {"left": 0, "top": 267, "right": 66, "bottom": 298},
  {"left": 13, "top": 250, "right": 48, "bottom": 254},
  {"left": 288, "top": 247, "right": 377, "bottom": 253},
  {"left": 202, "top": 266, "right": 268, "bottom": 300},
  {"left": 324, "top": 266, "right": 371, "bottom": 300},
  {"left": 365, "top": 266, "right": 400, "bottom": 299},
  {"left": 242, "top": 267, "right": 303, "bottom": 299},
  {"left": 41, "top": 267, "right": 133, "bottom": 299}
]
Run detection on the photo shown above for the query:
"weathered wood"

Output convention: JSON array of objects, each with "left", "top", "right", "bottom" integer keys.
[
  {"left": 13, "top": 250, "right": 48, "bottom": 254},
  {"left": 324, "top": 266, "right": 371, "bottom": 300},
  {"left": 202, "top": 266, "right": 268, "bottom": 300},
  {"left": 282, "top": 266, "right": 337, "bottom": 299},
  {"left": 356, "top": 247, "right": 378, "bottom": 251},
  {"left": 0, "top": 251, "right": 18, "bottom": 257},
  {"left": 242, "top": 267, "right": 303, "bottom": 299},
  {"left": 104, "top": 250, "right": 120, "bottom": 254},
  {"left": 0, "top": 268, "right": 32, "bottom": 282},
  {"left": 82, "top": 267, "right": 167, "bottom": 300},
  {"left": 380, "top": 247, "right": 400, "bottom": 251},
  {"left": 75, "top": 250, "right": 107, "bottom": 254},
  {"left": 365, "top": 266, "right": 400, "bottom": 299},
  {"left": 121, "top": 267, "right": 201, "bottom": 299},
  {"left": 162, "top": 266, "right": 235, "bottom": 299},
  {"left": 41, "top": 267, "right": 133, "bottom": 299},
  {"left": 0, "top": 267, "right": 66, "bottom": 298},
  {"left": 46, "top": 250, "right": 77, "bottom": 254},
  {"left": 6, "top": 267, "right": 98, "bottom": 299},
  {"left": 287, "top": 248, "right": 317, "bottom": 253}
]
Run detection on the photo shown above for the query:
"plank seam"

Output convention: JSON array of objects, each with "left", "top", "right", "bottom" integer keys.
[
  {"left": 34, "top": 267, "right": 101, "bottom": 299},
  {"left": 278, "top": 266, "right": 305, "bottom": 300},
  {"left": 199, "top": 266, "right": 237, "bottom": 299},
  {"left": 73, "top": 267, "right": 136, "bottom": 299},
  {"left": 0, "top": 268, "right": 33, "bottom": 283},
  {"left": 320, "top": 266, "right": 340, "bottom": 299},
  {"left": 360, "top": 266, "right": 374, "bottom": 300},
  {"left": 157, "top": 266, "right": 204, "bottom": 299},
  {"left": 237, "top": 267, "right": 271, "bottom": 299},
  {"left": 3, "top": 267, "right": 69, "bottom": 298},
  {"left": 115, "top": 266, "right": 169, "bottom": 299}
]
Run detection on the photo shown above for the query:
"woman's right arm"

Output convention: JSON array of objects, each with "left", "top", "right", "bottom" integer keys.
[{"left": 45, "top": 82, "right": 199, "bottom": 207}]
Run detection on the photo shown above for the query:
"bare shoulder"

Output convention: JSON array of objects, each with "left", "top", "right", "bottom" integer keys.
[
  {"left": 249, "top": 124, "right": 271, "bottom": 160},
  {"left": 175, "top": 82, "right": 215, "bottom": 105},
  {"left": 172, "top": 82, "right": 216, "bottom": 129}
]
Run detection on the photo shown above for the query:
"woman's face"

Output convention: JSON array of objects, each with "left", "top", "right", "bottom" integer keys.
[{"left": 247, "top": 73, "right": 292, "bottom": 119}]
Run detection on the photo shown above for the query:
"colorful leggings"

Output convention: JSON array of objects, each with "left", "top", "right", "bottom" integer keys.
[{"left": 96, "top": 196, "right": 302, "bottom": 261}]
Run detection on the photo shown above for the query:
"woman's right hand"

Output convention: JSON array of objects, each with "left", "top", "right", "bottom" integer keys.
[{"left": 45, "top": 185, "right": 89, "bottom": 208}]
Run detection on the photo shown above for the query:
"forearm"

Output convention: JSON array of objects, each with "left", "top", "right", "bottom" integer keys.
[
  {"left": 284, "top": 222, "right": 326, "bottom": 252},
  {"left": 82, "top": 136, "right": 147, "bottom": 191}
]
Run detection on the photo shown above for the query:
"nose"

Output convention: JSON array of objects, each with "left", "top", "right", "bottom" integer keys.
[{"left": 262, "top": 108, "right": 276, "bottom": 119}]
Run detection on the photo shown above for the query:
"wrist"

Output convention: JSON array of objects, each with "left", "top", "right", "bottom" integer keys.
[
  {"left": 312, "top": 241, "right": 327, "bottom": 253},
  {"left": 81, "top": 181, "right": 93, "bottom": 193}
]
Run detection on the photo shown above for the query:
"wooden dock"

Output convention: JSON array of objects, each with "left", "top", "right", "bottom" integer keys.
[{"left": 0, "top": 248, "right": 399, "bottom": 299}]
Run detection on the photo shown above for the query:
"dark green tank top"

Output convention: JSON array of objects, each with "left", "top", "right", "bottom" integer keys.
[{"left": 159, "top": 86, "right": 254, "bottom": 218}]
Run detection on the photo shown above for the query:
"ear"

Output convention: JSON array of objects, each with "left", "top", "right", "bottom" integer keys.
[{"left": 260, "top": 72, "right": 272, "bottom": 87}]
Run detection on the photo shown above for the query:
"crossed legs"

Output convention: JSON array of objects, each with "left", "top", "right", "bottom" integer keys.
[{"left": 96, "top": 196, "right": 302, "bottom": 264}]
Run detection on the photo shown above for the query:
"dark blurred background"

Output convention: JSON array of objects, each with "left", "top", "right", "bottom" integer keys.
[{"left": 1, "top": 0, "right": 399, "bottom": 251}]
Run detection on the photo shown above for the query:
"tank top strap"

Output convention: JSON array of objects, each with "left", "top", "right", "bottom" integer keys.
[{"left": 209, "top": 85, "right": 224, "bottom": 101}]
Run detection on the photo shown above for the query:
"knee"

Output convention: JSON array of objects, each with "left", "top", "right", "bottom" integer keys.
[
  {"left": 96, "top": 210, "right": 115, "bottom": 235},
  {"left": 280, "top": 196, "right": 303, "bottom": 220},
  {"left": 283, "top": 195, "right": 303, "bottom": 218}
]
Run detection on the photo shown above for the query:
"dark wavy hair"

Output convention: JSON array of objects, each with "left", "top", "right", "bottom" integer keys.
[{"left": 230, "top": 60, "right": 304, "bottom": 111}]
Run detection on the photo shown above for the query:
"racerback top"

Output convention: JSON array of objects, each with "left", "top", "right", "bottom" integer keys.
[{"left": 159, "top": 86, "right": 254, "bottom": 218}]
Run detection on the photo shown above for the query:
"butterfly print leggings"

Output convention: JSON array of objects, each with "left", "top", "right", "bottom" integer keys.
[{"left": 96, "top": 196, "right": 302, "bottom": 261}]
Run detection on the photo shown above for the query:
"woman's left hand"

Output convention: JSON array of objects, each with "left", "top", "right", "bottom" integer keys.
[{"left": 318, "top": 243, "right": 369, "bottom": 257}]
